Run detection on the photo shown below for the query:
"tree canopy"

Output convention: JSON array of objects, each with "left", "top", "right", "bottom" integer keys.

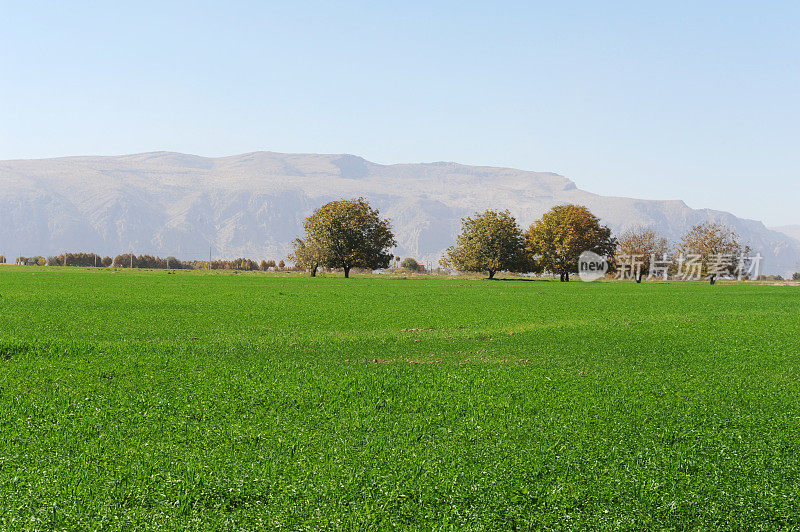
[
  {"left": 675, "top": 221, "right": 745, "bottom": 282},
  {"left": 441, "top": 210, "right": 529, "bottom": 279},
  {"left": 525, "top": 204, "right": 616, "bottom": 281},
  {"left": 289, "top": 238, "right": 324, "bottom": 276},
  {"left": 295, "top": 198, "right": 396, "bottom": 278},
  {"left": 614, "top": 227, "right": 670, "bottom": 281}
]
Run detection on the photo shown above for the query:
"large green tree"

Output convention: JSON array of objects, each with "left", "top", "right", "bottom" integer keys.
[
  {"left": 525, "top": 204, "right": 616, "bottom": 282},
  {"left": 295, "top": 198, "right": 396, "bottom": 278},
  {"left": 441, "top": 210, "right": 529, "bottom": 279}
]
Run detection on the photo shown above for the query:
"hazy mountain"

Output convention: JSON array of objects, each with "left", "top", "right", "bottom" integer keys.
[
  {"left": 1, "top": 151, "right": 798, "bottom": 276},
  {"left": 771, "top": 225, "right": 800, "bottom": 243}
]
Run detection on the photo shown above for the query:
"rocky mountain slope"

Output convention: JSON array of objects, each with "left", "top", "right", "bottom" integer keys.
[{"left": 1, "top": 151, "right": 798, "bottom": 275}]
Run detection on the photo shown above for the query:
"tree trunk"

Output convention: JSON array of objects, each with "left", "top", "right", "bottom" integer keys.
[
  {"left": 343, "top": 266, "right": 350, "bottom": 278},
  {"left": 710, "top": 274, "right": 716, "bottom": 285},
  {"left": 636, "top": 270, "right": 643, "bottom": 283},
  {"left": 488, "top": 270, "right": 495, "bottom": 279},
  {"left": 559, "top": 273, "right": 565, "bottom": 282},
  {"left": 310, "top": 264, "right": 317, "bottom": 277}
]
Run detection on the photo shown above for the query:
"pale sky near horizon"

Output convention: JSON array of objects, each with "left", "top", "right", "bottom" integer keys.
[{"left": 2, "top": 1, "right": 798, "bottom": 226}]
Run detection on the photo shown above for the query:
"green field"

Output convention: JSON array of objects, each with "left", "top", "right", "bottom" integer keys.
[{"left": 1, "top": 266, "right": 799, "bottom": 529}]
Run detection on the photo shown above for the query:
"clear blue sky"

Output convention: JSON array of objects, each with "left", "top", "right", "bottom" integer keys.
[{"left": 2, "top": 1, "right": 798, "bottom": 226}]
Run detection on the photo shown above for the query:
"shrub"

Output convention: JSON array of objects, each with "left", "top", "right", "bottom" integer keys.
[{"left": 401, "top": 258, "right": 421, "bottom": 272}]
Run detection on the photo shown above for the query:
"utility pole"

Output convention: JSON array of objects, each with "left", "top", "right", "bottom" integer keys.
[{"left": 209, "top": 246, "right": 212, "bottom": 271}]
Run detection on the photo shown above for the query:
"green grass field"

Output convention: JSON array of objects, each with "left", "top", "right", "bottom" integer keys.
[{"left": 1, "top": 266, "right": 799, "bottom": 530}]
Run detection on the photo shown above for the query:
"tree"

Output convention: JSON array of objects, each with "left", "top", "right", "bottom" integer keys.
[
  {"left": 525, "top": 205, "right": 616, "bottom": 282},
  {"left": 401, "top": 257, "right": 421, "bottom": 272},
  {"left": 113, "top": 254, "right": 141, "bottom": 268},
  {"left": 614, "top": 227, "right": 670, "bottom": 282},
  {"left": 295, "top": 198, "right": 396, "bottom": 278},
  {"left": 278, "top": 260, "right": 285, "bottom": 270},
  {"left": 441, "top": 210, "right": 528, "bottom": 279},
  {"left": 792, "top": 272, "right": 800, "bottom": 281},
  {"left": 676, "top": 221, "right": 745, "bottom": 284},
  {"left": 289, "top": 238, "right": 324, "bottom": 277},
  {"left": 231, "top": 258, "right": 259, "bottom": 270}
]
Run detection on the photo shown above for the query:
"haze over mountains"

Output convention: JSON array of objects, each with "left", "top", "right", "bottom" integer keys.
[
  {"left": 772, "top": 225, "right": 800, "bottom": 244},
  {"left": 1, "top": 151, "right": 798, "bottom": 276}
]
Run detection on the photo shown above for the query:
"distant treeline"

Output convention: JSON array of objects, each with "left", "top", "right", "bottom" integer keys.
[{"left": 9, "top": 252, "right": 293, "bottom": 271}]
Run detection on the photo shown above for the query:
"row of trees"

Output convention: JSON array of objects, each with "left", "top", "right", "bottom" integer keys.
[
  {"left": 209, "top": 259, "right": 289, "bottom": 271},
  {"left": 3, "top": 198, "right": 788, "bottom": 281},
  {"left": 53, "top": 253, "right": 112, "bottom": 267},
  {"left": 7, "top": 253, "right": 292, "bottom": 271},
  {"left": 441, "top": 205, "right": 616, "bottom": 281},
  {"left": 13, "top": 253, "right": 115, "bottom": 267},
  {"left": 289, "top": 198, "right": 772, "bottom": 282},
  {"left": 441, "top": 207, "right": 758, "bottom": 282},
  {"left": 614, "top": 224, "right": 747, "bottom": 283},
  {"left": 112, "top": 254, "right": 188, "bottom": 269},
  {"left": 287, "top": 199, "right": 618, "bottom": 281}
]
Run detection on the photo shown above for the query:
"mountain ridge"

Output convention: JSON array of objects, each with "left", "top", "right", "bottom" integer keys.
[{"left": 1, "top": 151, "right": 798, "bottom": 276}]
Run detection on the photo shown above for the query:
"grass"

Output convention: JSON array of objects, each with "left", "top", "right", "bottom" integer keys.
[{"left": 1, "top": 266, "right": 799, "bottom": 530}]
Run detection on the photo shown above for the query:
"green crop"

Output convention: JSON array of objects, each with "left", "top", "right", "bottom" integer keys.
[{"left": 1, "top": 266, "right": 798, "bottom": 529}]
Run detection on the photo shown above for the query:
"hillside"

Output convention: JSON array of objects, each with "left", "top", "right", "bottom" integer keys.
[{"left": 1, "top": 151, "right": 798, "bottom": 275}]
